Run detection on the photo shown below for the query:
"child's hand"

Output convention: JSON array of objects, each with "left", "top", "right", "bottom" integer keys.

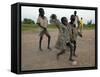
[
  {"left": 43, "top": 27, "right": 47, "bottom": 31},
  {"left": 66, "top": 42, "right": 74, "bottom": 48},
  {"left": 73, "top": 24, "right": 76, "bottom": 28}
]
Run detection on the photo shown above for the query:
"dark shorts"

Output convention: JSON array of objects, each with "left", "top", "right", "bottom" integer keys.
[{"left": 39, "top": 29, "right": 50, "bottom": 37}]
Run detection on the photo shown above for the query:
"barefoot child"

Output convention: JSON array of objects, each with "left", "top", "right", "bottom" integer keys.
[
  {"left": 69, "top": 15, "right": 82, "bottom": 57},
  {"left": 37, "top": 8, "right": 51, "bottom": 51},
  {"left": 73, "top": 11, "right": 80, "bottom": 28},
  {"left": 79, "top": 17, "right": 84, "bottom": 34},
  {"left": 50, "top": 14, "right": 74, "bottom": 61}
]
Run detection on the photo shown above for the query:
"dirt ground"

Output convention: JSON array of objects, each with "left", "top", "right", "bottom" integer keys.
[{"left": 21, "top": 29, "right": 95, "bottom": 71}]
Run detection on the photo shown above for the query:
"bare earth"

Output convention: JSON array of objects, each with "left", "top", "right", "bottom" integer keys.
[{"left": 21, "top": 29, "right": 95, "bottom": 71}]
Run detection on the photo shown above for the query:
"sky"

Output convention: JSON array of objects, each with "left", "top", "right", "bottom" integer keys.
[{"left": 21, "top": 6, "right": 95, "bottom": 24}]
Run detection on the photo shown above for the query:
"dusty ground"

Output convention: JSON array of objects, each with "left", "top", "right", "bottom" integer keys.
[{"left": 21, "top": 29, "right": 95, "bottom": 71}]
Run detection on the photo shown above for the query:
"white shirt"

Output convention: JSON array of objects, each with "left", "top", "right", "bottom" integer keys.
[
  {"left": 74, "top": 15, "right": 79, "bottom": 28},
  {"left": 37, "top": 16, "right": 48, "bottom": 28}
]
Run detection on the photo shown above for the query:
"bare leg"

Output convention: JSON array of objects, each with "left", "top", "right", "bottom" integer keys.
[
  {"left": 45, "top": 31, "right": 51, "bottom": 50},
  {"left": 66, "top": 43, "right": 74, "bottom": 61},
  {"left": 57, "top": 49, "right": 65, "bottom": 60},
  {"left": 73, "top": 41, "right": 77, "bottom": 57},
  {"left": 39, "top": 36, "right": 43, "bottom": 51},
  {"left": 47, "top": 35, "right": 51, "bottom": 49}
]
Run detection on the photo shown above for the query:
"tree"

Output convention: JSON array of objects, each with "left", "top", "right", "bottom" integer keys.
[
  {"left": 87, "top": 20, "right": 92, "bottom": 25},
  {"left": 23, "top": 18, "right": 35, "bottom": 24}
]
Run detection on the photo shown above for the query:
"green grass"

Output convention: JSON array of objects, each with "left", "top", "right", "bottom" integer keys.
[
  {"left": 22, "top": 24, "right": 38, "bottom": 32},
  {"left": 22, "top": 23, "right": 95, "bottom": 32},
  {"left": 84, "top": 24, "right": 95, "bottom": 30},
  {"left": 22, "top": 24, "right": 57, "bottom": 32}
]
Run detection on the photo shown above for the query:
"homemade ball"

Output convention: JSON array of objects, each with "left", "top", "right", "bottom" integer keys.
[{"left": 71, "top": 60, "right": 77, "bottom": 65}]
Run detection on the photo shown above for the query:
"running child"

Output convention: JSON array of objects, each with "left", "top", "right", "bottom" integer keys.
[{"left": 50, "top": 14, "right": 74, "bottom": 61}]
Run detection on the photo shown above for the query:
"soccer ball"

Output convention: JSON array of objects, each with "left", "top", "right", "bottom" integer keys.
[{"left": 71, "top": 60, "right": 77, "bottom": 65}]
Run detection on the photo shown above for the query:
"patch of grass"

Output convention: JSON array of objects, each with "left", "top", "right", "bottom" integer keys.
[
  {"left": 22, "top": 23, "right": 95, "bottom": 32},
  {"left": 84, "top": 24, "right": 95, "bottom": 30},
  {"left": 22, "top": 24, "right": 39, "bottom": 32},
  {"left": 22, "top": 24, "right": 57, "bottom": 32}
]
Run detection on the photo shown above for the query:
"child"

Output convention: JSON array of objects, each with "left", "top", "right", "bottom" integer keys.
[
  {"left": 69, "top": 15, "right": 82, "bottom": 57},
  {"left": 37, "top": 8, "right": 51, "bottom": 51},
  {"left": 79, "top": 17, "right": 84, "bottom": 33},
  {"left": 50, "top": 14, "right": 74, "bottom": 61},
  {"left": 73, "top": 11, "right": 80, "bottom": 28}
]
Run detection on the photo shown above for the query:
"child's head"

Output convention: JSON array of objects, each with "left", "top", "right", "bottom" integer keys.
[
  {"left": 70, "top": 15, "right": 75, "bottom": 22},
  {"left": 50, "top": 14, "right": 57, "bottom": 24},
  {"left": 81, "top": 17, "right": 83, "bottom": 20},
  {"left": 61, "top": 17, "right": 68, "bottom": 25},
  {"left": 74, "top": 11, "right": 77, "bottom": 15},
  {"left": 50, "top": 14, "right": 57, "bottom": 20},
  {"left": 39, "top": 8, "right": 45, "bottom": 17}
]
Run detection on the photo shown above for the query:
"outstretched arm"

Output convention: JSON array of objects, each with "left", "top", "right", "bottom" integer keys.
[{"left": 50, "top": 14, "right": 61, "bottom": 29}]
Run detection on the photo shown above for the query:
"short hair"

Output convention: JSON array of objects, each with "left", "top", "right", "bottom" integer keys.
[
  {"left": 39, "top": 8, "right": 44, "bottom": 13},
  {"left": 70, "top": 15, "right": 75, "bottom": 20},
  {"left": 61, "top": 17, "right": 68, "bottom": 24},
  {"left": 74, "top": 11, "right": 77, "bottom": 14},
  {"left": 50, "top": 14, "right": 57, "bottom": 19},
  {"left": 61, "top": 17, "right": 66, "bottom": 22}
]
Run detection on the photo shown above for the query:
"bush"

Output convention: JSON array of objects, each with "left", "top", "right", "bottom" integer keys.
[{"left": 22, "top": 18, "right": 35, "bottom": 24}]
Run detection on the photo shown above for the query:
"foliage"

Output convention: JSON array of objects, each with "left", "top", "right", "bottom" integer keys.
[{"left": 22, "top": 18, "right": 35, "bottom": 24}]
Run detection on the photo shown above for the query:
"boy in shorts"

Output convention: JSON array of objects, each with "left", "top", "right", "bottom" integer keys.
[
  {"left": 74, "top": 11, "right": 80, "bottom": 28},
  {"left": 37, "top": 8, "right": 51, "bottom": 51},
  {"left": 50, "top": 14, "right": 74, "bottom": 61},
  {"left": 69, "top": 15, "right": 82, "bottom": 57}
]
